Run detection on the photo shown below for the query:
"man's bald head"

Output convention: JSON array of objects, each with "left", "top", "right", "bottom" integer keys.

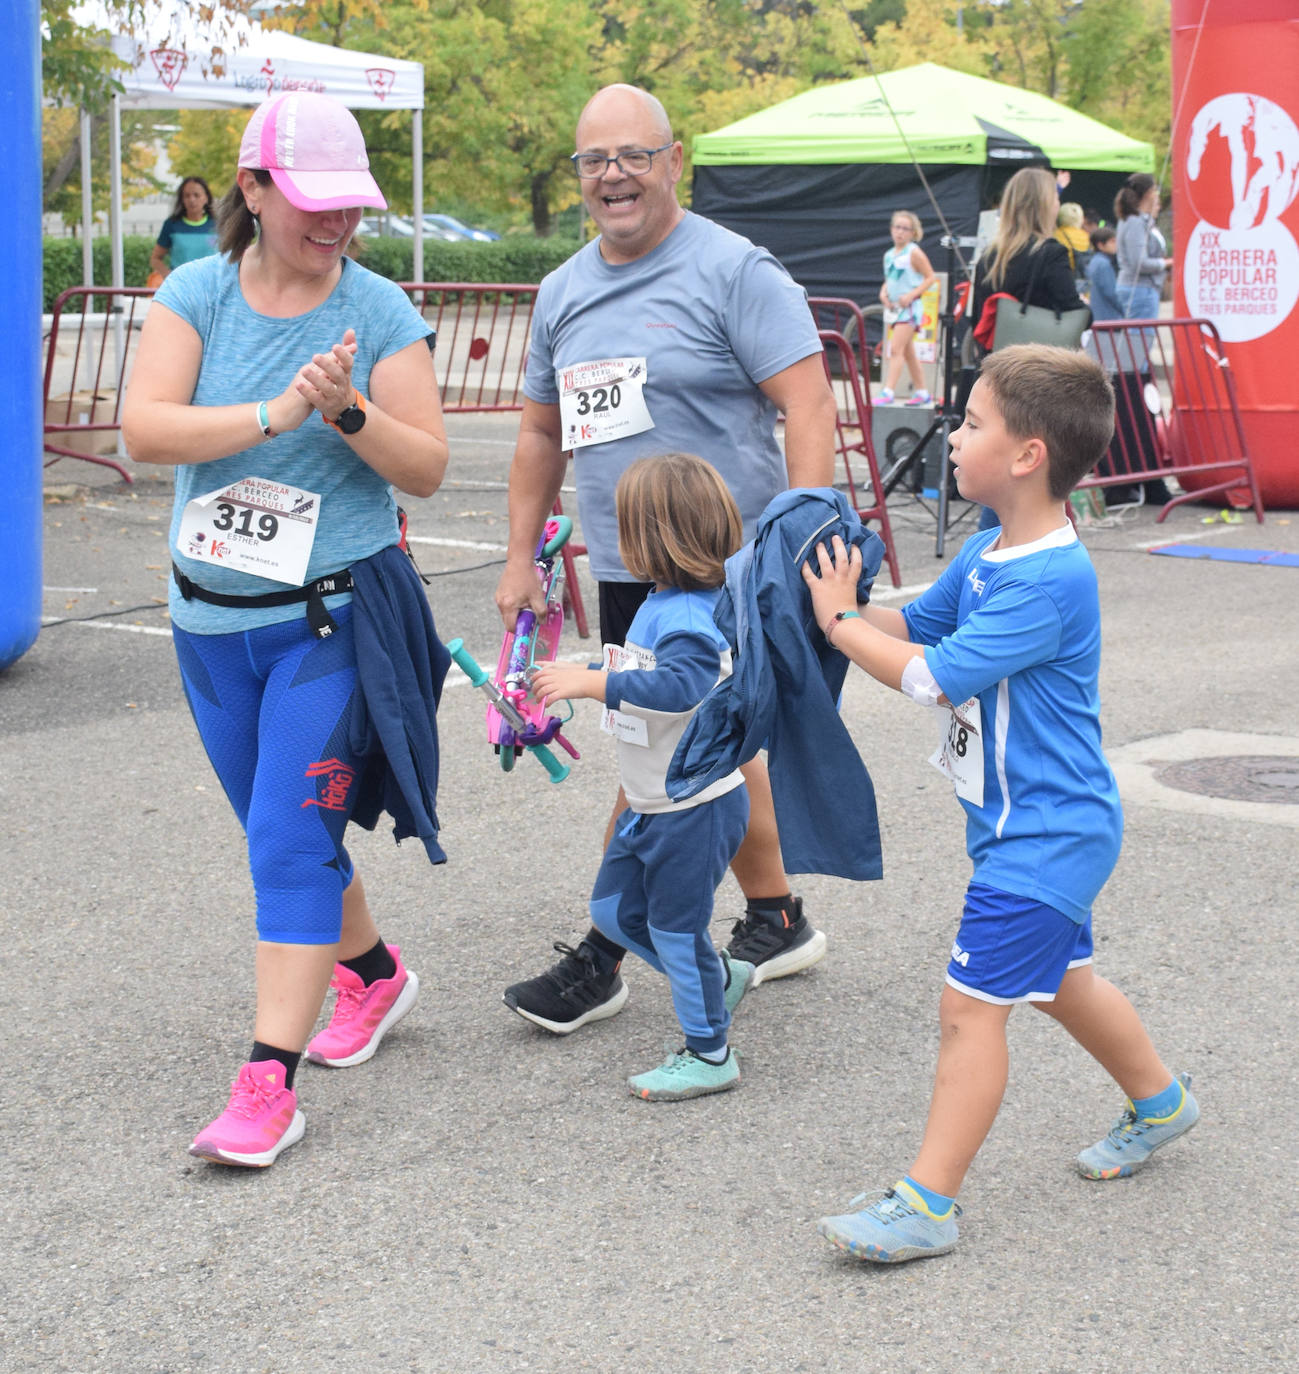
[{"left": 576, "top": 85, "right": 673, "bottom": 146}]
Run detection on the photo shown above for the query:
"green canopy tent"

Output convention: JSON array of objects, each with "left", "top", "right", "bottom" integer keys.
[{"left": 691, "top": 63, "right": 1155, "bottom": 324}]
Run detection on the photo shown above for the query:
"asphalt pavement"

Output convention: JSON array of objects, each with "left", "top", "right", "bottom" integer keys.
[{"left": 4, "top": 417, "right": 1297, "bottom": 1373}]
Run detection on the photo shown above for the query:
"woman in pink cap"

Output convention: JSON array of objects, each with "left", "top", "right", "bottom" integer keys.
[{"left": 124, "top": 92, "right": 450, "bottom": 1168}]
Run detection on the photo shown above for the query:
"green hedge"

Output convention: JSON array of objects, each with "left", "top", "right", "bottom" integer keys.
[
  {"left": 43, "top": 236, "right": 155, "bottom": 312},
  {"left": 43, "top": 233, "right": 581, "bottom": 311},
  {"left": 357, "top": 234, "right": 580, "bottom": 285}
]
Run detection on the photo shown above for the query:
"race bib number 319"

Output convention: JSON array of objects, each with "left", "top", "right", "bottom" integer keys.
[
  {"left": 558, "top": 357, "right": 654, "bottom": 450},
  {"left": 177, "top": 476, "right": 320, "bottom": 586}
]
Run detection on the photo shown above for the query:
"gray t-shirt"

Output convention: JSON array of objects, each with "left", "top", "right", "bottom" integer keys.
[
  {"left": 157, "top": 255, "right": 432, "bottom": 633},
  {"left": 524, "top": 212, "right": 822, "bottom": 580}
]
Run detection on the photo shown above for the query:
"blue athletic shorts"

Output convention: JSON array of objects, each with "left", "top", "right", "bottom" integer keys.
[{"left": 945, "top": 882, "right": 1094, "bottom": 1005}]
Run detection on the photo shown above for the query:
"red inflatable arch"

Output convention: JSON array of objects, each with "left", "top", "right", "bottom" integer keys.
[{"left": 1173, "top": 0, "right": 1299, "bottom": 506}]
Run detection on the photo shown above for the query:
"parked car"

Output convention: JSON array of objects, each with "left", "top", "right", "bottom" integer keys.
[
  {"left": 360, "top": 213, "right": 499, "bottom": 243},
  {"left": 422, "top": 213, "right": 500, "bottom": 242},
  {"left": 360, "top": 214, "right": 460, "bottom": 241}
]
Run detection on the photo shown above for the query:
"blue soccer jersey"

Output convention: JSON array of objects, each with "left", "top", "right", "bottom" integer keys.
[{"left": 901, "top": 524, "right": 1122, "bottom": 922}]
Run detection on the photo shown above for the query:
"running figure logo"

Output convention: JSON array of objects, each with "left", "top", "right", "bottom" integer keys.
[{"left": 1184, "top": 93, "right": 1299, "bottom": 342}]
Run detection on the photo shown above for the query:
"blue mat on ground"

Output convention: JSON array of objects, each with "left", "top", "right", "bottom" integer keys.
[{"left": 1150, "top": 544, "right": 1299, "bottom": 566}]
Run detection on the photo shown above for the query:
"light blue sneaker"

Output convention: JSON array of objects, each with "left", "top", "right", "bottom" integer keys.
[
  {"left": 817, "top": 1181, "right": 961, "bottom": 1263},
  {"left": 1077, "top": 1071, "right": 1199, "bottom": 1180},
  {"left": 629, "top": 1048, "right": 740, "bottom": 1102},
  {"left": 722, "top": 952, "right": 755, "bottom": 1017}
]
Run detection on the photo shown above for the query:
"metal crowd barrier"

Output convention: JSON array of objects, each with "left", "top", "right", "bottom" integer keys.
[
  {"left": 41, "top": 282, "right": 588, "bottom": 633},
  {"left": 42, "top": 285, "right": 152, "bottom": 483},
  {"left": 819, "top": 328, "right": 901, "bottom": 588},
  {"left": 399, "top": 282, "right": 537, "bottom": 412},
  {"left": 1078, "top": 317, "right": 1264, "bottom": 522},
  {"left": 809, "top": 296, "right": 881, "bottom": 383}
]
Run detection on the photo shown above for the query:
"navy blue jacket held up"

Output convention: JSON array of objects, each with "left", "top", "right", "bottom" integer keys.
[{"left": 666, "top": 488, "right": 884, "bottom": 882}]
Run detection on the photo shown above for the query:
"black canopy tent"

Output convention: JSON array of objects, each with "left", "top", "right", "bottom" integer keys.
[{"left": 691, "top": 65, "right": 1156, "bottom": 327}]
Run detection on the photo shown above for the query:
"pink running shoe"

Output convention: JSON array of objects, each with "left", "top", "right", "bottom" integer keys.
[
  {"left": 189, "top": 1060, "right": 305, "bottom": 1168},
  {"left": 305, "top": 944, "right": 419, "bottom": 1068}
]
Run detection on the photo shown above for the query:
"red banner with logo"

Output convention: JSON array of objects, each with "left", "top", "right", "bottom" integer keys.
[{"left": 1173, "top": 0, "right": 1299, "bottom": 505}]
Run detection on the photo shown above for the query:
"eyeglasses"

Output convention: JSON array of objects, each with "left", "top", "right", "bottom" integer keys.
[{"left": 569, "top": 143, "right": 675, "bottom": 179}]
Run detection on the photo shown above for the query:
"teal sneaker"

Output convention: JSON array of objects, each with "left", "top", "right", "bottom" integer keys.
[
  {"left": 817, "top": 1182, "right": 961, "bottom": 1263},
  {"left": 722, "top": 953, "right": 755, "bottom": 1017},
  {"left": 629, "top": 1047, "right": 740, "bottom": 1102},
  {"left": 1077, "top": 1071, "right": 1199, "bottom": 1180}
]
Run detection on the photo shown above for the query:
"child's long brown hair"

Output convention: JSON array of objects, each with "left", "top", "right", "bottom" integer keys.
[{"left": 616, "top": 454, "right": 742, "bottom": 590}]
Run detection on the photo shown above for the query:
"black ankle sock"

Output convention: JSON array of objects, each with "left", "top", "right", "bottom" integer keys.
[
  {"left": 341, "top": 938, "right": 397, "bottom": 986},
  {"left": 250, "top": 1041, "right": 301, "bottom": 1090},
  {"left": 746, "top": 893, "right": 795, "bottom": 918},
  {"left": 584, "top": 927, "right": 626, "bottom": 968}
]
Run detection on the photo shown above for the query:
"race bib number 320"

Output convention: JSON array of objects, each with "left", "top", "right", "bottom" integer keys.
[
  {"left": 177, "top": 476, "right": 321, "bottom": 586},
  {"left": 558, "top": 357, "right": 653, "bottom": 450}
]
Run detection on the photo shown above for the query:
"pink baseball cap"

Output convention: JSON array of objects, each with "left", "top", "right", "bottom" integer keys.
[{"left": 239, "top": 92, "right": 387, "bottom": 212}]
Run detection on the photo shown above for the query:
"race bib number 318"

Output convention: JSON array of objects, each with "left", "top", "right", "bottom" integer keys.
[
  {"left": 928, "top": 696, "right": 985, "bottom": 807},
  {"left": 558, "top": 357, "right": 654, "bottom": 450}
]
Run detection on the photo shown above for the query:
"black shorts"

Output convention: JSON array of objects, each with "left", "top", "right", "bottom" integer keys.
[{"left": 597, "top": 580, "right": 654, "bottom": 647}]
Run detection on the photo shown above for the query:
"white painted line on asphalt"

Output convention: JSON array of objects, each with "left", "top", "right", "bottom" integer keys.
[
  {"left": 44, "top": 585, "right": 100, "bottom": 593},
  {"left": 444, "top": 650, "right": 593, "bottom": 687},
  {"left": 406, "top": 535, "right": 508, "bottom": 551},
  {"left": 41, "top": 616, "right": 172, "bottom": 637},
  {"left": 872, "top": 580, "right": 933, "bottom": 601},
  {"left": 437, "top": 478, "right": 577, "bottom": 494},
  {"left": 408, "top": 534, "right": 587, "bottom": 562},
  {"left": 443, "top": 436, "right": 516, "bottom": 447},
  {"left": 1133, "top": 525, "right": 1246, "bottom": 550}
]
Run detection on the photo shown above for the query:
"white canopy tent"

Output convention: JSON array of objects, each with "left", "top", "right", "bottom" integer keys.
[{"left": 72, "top": 2, "right": 427, "bottom": 285}]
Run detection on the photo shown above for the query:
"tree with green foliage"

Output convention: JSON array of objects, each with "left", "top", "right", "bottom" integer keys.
[
  {"left": 960, "top": 1, "right": 1171, "bottom": 163},
  {"left": 40, "top": 0, "right": 271, "bottom": 217},
  {"left": 42, "top": 0, "right": 1174, "bottom": 234}
]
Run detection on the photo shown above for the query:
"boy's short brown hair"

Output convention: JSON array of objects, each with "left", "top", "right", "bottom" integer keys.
[
  {"left": 616, "top": 453, "right": 742, "bottom": 590},
  {"left": 979, "top": 346, "right": 1116, "bottom": 499}
]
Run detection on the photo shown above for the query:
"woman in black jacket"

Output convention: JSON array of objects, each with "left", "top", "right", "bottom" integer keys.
[
  {"left": 972, "top": 167, "right": 1088, "bottom": 328},
  {"left": 967, "top": 168, "right": 1090, "bottom": 528}
]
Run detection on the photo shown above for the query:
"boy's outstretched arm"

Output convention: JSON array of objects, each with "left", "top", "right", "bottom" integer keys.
[{"left": 802, "top": 536, "right": 929, "bottom": 694}]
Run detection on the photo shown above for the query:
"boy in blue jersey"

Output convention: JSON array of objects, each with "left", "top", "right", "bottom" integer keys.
[{"left": 801, "top": 345, "right": 1198, "bottom": 1263}]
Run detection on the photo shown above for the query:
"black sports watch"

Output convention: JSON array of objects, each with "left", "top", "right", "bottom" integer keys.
[{"left": 324, "top": 391, "right": 367, "bottom": 435}]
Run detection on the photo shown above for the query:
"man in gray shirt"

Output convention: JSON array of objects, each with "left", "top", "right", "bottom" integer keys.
[{"left": 495, "top": 83, "right": 838, "bottom": 1033}]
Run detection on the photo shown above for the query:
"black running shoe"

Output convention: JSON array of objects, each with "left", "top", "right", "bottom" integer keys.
[
  {"left": 725, "top": 898, "right": 826, "bottom": 986},
  {"left": 502, "top": 941, "right": 629, "bottom": 1035}
]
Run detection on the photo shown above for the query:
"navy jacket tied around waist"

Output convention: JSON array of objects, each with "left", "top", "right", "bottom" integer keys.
[{"left": 348, "top": 543, "right": 451, "bottom": 864}]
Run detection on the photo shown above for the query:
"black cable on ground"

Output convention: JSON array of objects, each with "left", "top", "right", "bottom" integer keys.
[{"left": 43, "top": 602, "right": 167, "bottom": 625}]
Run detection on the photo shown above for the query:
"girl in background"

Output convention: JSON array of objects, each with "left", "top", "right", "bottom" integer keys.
[
  {"left": 148, "top": 177, "right": 218, "bottom": 283},
  {"left": 878, "top": 210, "right": 937, "bottom": 406}
]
